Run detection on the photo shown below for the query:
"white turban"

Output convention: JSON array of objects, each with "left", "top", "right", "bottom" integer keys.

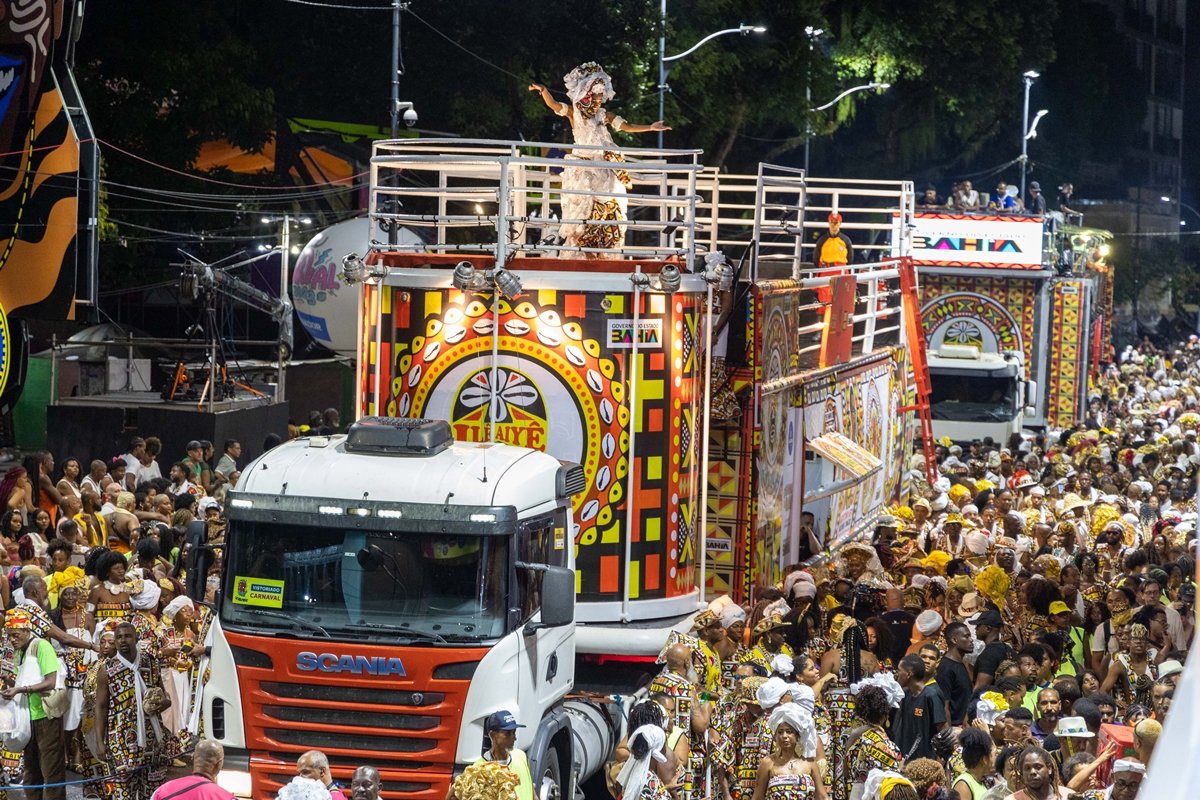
[
  {"left": 965, "top": 532, "right": 991, "bottom": 555},
  {"left": 864, "top": 769, "right": 913, "bottom": 800},
  {"left": 616, "top": 724, "right": 667, "bottom": 800},
  {"left": 783, "top": 570, "right": 814, "bottom": 601},
  {"left": 719, "top": 604, "right": 747, "bottom": 629},
  {"left": 770, "top": 654, "right": 794, "bottom": 676},
  {"left": 129, "top": 580, "right": 162, "bottom": 611},
  {"left": 790, "top": 683, "right": 816, "bottom": 714},
  {"left": 161, "top": 595, "right": 192, "bottom": 622},
  {"left": 278, "top": 777, "right": 342, "bottom": 800},
  {"left": 766, "top": 702, "right": 818, "bottom": 758},
  {"left": 756, "top": 676, "right": 790, "bottom": 710},
  {"left": 909, "top": 574, "right": 930, "bottom": 590},
  {"left": 975, "top": 697, "right": 1005, "bottom": 726},
  {"left": 1111, "top": 759, "right": 1145, "bottom": 775},
  {"left": 792, "top": 581, "right": 817, "bottom": 600},
  {"left": 915, "top": 609, "right": 944, "bottom": 636},
  {"left": 931, "top": 491, "right": 950, "bottom": 509},
  {"left": 851, "top": 672, "right": 905, "bottom": 708},
  {"left": 762, "top": 598, "right": 790, "bottom": 619},
  {"left": 961, "top": 504, "right": 979, "bottom": 515}
]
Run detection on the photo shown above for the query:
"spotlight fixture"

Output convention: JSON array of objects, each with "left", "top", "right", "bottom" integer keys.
[
  {"left": 452, "top": 261, "right": 523, "bottom": 300},
  {"left": 341, "top": 253, "right": 386, "bottom": 284},
  {"left": 452, "top": 261, "right": 480, "bottom": 291},
  {"left": 658, "top": 264, "right": 682, "bottom": 294},
  {"left": 630, "top": 265, "right": 684, "bottom": 295},
  {"left": 702, "top": 252, "right": 736, "bottom": 291},
  {"left": 493, "top": 269, "right": 524, "bottom": 301}
]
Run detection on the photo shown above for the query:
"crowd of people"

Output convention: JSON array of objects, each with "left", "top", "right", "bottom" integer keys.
[
  {"left": 605, "top": 337, "right": 1198, "bottom": 800},
  {"left": 0, "top": 417, "right": 332, "bottom": 798},
  {"left": 915, "top": 180, "right": 1078, "bottom": 221}
]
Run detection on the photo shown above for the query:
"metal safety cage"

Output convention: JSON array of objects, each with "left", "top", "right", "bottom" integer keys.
[
  {"left": 366, "top": 138, "right": 706, "bottom": 272},
  {"left": 748, "top": 166, "right": 916, "bottom": 282}
]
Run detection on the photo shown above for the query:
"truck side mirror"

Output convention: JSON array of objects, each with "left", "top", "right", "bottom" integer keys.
[{"left": 524, "top": 566, "right": 575, "bottom": 634}]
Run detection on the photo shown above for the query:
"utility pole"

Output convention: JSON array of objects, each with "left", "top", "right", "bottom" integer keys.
[
  {"left": 391, "top": 0, "right": 403, "bottom": 139},
  {"left": 1019, "top": 71, "right": 1038, "bottom": 200},
  {"left": 658, "top": 0, "right": 667, "bottom": 150}
]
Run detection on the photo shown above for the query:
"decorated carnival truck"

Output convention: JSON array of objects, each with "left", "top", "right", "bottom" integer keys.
[
  {"left": 898, "top": 211, "right": 1113, "bottom": 439},
  {"left": 202, "top": 140, "right": 922, "bottom": 799}
]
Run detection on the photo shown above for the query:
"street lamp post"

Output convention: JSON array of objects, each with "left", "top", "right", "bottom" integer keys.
[
  {"left": 657, "top": 5, "right": 765, "bottom": 149},
  {"left": 804, "top": 81, "right": 889, "bottom": 175},
  {"left": 1019, "top": 70, "right": 1041, "bottom": 201},
  {"left": 1162, "top": 195, "right": 1200, "bottom": 227}
]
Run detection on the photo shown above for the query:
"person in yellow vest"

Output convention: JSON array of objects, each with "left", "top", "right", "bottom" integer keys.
[
  {"left": 449, "top": 710, "right": 534, "bottom": 800},
  {"left": 812, "top": 212, "right": 854, "bottom": 304}
]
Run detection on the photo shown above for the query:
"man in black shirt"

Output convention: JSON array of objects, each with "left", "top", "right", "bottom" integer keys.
[
  {"left": 882, "top": 587, "right": 915, "bottom": 665},
  {"left": 936, "top": 622, "right": 975, "bottom": 725},
  {"left": 890, "top": 654, "right": 947, "bottom": 760},
  {"left": 1026, "top": 181, "right": 1047, "bottom": 215},
  {"left": 972, "top": 609, "right": 1014, "bottom": 690}
]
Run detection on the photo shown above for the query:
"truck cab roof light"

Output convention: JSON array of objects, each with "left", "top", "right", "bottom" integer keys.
[
  {"left": 349, "top": 507, "right": 371, "bottom": 517},
  {"left": 376, "top": 508, "right": 404, "bottom": 519},
  {"left": 318, "top": 505, "right": 344, "bottom": 515},
  {"left": 229, "top": 498, "right": 254, "bottom": 509},
  {"left": 470, "top": 513, "right": 497, "bottom": 523}
]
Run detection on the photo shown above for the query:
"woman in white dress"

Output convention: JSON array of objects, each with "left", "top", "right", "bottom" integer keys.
[{"left": 529, "top": 62, "right": 669, "bottom": 258}]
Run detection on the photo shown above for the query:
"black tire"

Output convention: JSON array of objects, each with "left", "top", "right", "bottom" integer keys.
[{"left": 538, "top": 748, "right": 563, "bottom": 800}]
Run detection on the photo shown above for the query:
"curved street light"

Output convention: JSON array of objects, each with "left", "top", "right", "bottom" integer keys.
[
  {"left": 657, "top": 16, "right": 767, "bottom": 147},
  {"left": 804, "top": 82, "right": 891, "bottom": 174}
]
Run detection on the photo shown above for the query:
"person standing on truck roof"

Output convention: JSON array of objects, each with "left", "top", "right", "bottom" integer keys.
[{"left": 448, "top": 710, "right": 533, "bottom": 800}]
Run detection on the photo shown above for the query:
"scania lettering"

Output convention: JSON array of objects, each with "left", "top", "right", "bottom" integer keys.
[{"left": 296, "top": 652, "right": 407, "bottom": 676}]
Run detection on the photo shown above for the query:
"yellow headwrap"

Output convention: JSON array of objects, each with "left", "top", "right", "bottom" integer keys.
[
  {"left": 974, "top": 565, "right": 1011, "bottom": 607},
  {"left": 47, "top": 566, "right": 86, "bottom": 597},
  {"left": 923, "top": 551, "right": 951, "bottom": 576},
  {"left": 881, "top": 777, "right": 915, "bottom": 799}
]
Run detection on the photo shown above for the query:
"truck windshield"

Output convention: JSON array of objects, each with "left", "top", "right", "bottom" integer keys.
[
  {"left": 220, "top": 522, "right": 508, "bottom": 643},
  {"left": 928, "top": 375, "right": 1016, "bottom": 422}
]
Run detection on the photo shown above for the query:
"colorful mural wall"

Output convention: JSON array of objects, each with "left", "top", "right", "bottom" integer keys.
[
  {"left": 0, "top": 0, "right": 90, "bottom": 411},
  {"left": 704, "top": 280, "right": 912, "bottom": 602},
  {"left": 1046, "top": 279, "right": 1089, "bottom": 429},
  {"left": 918, "top": 274, "right": 1037, "bottom": 368},
  {"left": 360, "top": 284, "right": 701, "bottom": 607}
]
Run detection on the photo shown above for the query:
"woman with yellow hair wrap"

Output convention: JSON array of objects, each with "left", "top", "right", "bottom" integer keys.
[
  {"left": 453, "top": 760, "right": 521, "bottom": 800},
  {"left": 863, "top": 769, "right": 917, "bottom": 800},
  {"left": 973, "top": 566, "right": 1010, "bottom": 608}
]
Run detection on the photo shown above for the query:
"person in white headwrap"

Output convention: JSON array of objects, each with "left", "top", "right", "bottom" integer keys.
[
  {"left": 528, "top": 63, "right": 669, "bottom": 258},
  {"left": 770, "top": 654, "right": 795, "bottom": 679},
  {"left": 908, "top": 609, "right": 943, "bottom": 655},
  {"left": 750, "top": 703, "right": 825, "bottom": 800},
  {"left": 756, "top": 676, "right": 792, "bottom": 712},
  {"left": 158, "top": 595, "right": 201, "bottom": 761},
  {"left": 1106, "top": 759, "right": 1145, "bottom": 800},
  {"left": 615, "top": 721, "right": 670, "bottom": 800},
  {"left": 862, "top": 768, "right": 916, "bottom": 800}
]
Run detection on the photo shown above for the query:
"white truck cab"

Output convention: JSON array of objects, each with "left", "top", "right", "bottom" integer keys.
[{"left": 926, "top": 346, "right": 1036, "bottom": 443}]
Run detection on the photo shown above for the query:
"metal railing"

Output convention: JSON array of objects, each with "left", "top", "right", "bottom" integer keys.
[{"left": 368, "top": 138, "right": 706, "bottom": 270}]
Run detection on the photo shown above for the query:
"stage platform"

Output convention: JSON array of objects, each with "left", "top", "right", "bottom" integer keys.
[{"left": 48, "top": 393, "right": 289, "bottom": 470}]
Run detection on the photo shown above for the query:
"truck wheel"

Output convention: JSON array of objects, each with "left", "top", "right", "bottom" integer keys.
[{"left": 538, "top": 750, "right": 563, "bottom": 800}]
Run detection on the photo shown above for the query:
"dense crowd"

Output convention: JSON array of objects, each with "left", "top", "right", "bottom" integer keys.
[
  {"left": 607, "top": 338, "right": 1198, "bottom": 800},
  {"left": 0, "top": 415, "right": 357, "bottom": 800}
]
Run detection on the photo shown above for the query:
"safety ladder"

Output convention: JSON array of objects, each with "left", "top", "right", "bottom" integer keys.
[{"left": 897, "top": 257, "right": 938, "bottom": 485}]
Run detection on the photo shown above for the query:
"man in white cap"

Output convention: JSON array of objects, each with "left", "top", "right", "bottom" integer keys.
[
  {"left": 906, "top": 609, "right": 943, "bottom": 656},
  {"left": 1107, "top": 759, "right": 1145, "bottom": 800}
]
